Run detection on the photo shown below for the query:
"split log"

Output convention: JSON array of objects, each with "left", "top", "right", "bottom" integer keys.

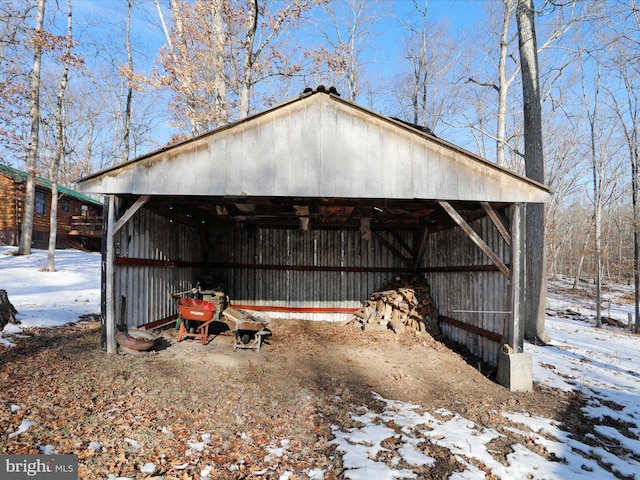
[
  {"left": 0, "top": 289, "right": 19, "bottom": 330},
  {"left": 344, "top": 275, "right": 439, "bottom": 335}
]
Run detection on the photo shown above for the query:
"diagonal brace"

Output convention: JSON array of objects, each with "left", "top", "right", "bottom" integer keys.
[{"left": 437, "top": 200, "right": 510, "bottom": 278}]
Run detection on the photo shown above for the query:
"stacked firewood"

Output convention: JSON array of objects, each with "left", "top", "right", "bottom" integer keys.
[{"left": 344, "top": 275, "right": 439, "bottom": 335}]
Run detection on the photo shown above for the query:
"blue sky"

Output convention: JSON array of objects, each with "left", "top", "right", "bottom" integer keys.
[{"left": 54, "top": 0, "right": 492, "bottom": 156}]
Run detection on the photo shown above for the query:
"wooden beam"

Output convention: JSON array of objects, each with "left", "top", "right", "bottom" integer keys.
[
  {"left": 372, "top": 231, "right": 412, "bottom": 268},
  {"left": 390, "top": 231, "right": 413, "bottom": 257},
  {"left": 437, "top": 200, "right": 510, "bottom": 278},
  {"left": 211, "top": 262, "right": 413, "bottom": 273},
  {"left": 232, "top": 304, "right": 359, "bottom": 313},
  {"left": 481, "top": 201, "right": 511, "bottom": 245},
  {"left": 140, "top": 314, "right": 179, "bottom": 331},
  {"left": 105, "top": 195, "right": 116, "bottom": 354},
  {"left": 116, "top": 257, "right": 203, "bottom": 268},
  {"left": 439, "top": 315, "right": 503, "bottom": 343},
  {"left": 412, "top": 227, "right": 428, "bottom": 273},
  {"left": 113, "top": 195, "right": 150, "bottom": 234}
]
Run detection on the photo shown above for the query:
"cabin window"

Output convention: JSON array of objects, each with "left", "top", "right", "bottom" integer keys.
[
  {"left": 61, "top": 198, "right": 70, "bottom": 213},
  {"left": 35, "top": 191, "right": 46, "bottom": 215},
  {"left": 81, "top": 205, "right": 89, "bottom": 217}
]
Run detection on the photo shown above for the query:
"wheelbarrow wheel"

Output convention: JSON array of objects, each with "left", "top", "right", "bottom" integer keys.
[{"left": 241, "top": 332, "right": 251, "bottom": 345}]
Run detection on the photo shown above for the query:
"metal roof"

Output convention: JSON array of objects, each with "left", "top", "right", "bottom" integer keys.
[{"left": 1, "top": 164, "right": 103, "bottom": 206}]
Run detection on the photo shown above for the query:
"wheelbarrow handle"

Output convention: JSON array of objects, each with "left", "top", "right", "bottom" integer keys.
[
  {"left": 196, "top": 318, "right": 217, "bottom": 331},
  {"left": 169, "top": 282, "right": 200, "bottom": 298}
]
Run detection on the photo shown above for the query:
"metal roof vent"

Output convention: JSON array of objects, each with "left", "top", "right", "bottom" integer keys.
[{"left": 299, "top": 85, "right": 341, "bottom": 98}]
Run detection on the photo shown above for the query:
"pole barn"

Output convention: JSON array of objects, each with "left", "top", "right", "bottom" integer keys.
[{"left": 76, "top": 88, "right": 549, "bottom": 391}]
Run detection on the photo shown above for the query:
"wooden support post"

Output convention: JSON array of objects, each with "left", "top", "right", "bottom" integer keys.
[
  {"left": 498, "top": 203, "right": 532, "bottom": 392},
  {"left": 104, "top": 195, "right": 150, "bottom": 354},
  {"left": 105, "top": 194, "right": 116, "bottom": 354},
  {"left": 509, "top": 203, "right": 525, "bottom": 352}
]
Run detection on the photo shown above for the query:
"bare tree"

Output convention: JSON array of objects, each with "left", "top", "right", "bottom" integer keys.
[
  {"left": 18, "top": 0, "right": 45, "bottom": 256},
  {"left": 393, "top": 0, "right": 459, "bottom": 133},
  {"left": 462, "top": 0, "right": 579, "bottom": 169},
  {"left": 46, "top": 0, "right": 74, "bottom": 271},
  {"left": 313, "top": 0, "right": 385, "bottom": 103},
  {"left": 516, "top": 0, "right": 549, "bottom": 343},
  {"left": 575, "top": 43, "right": 625, "bottom": 327},
  {"left": 0, "top": 2, "right": 32, "bottom": 158},
  {"left": 608, "top": 0, "right": 640, "bottom": 331},
  {"left": 154, "top": 0, "right": 315, "bottom": 135},
  {"left": 466, "top": 0, "right": 518, "bottom": 166},
  {"left": 121, "top": 0, "right": 133, "bottom": 164}
]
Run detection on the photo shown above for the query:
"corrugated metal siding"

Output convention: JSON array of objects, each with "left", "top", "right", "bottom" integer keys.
[
  {"left": 424, "top": 210, "right": 511, "bottom": 365},
  {"left": 112, "top": 208, "right": 512, "bottom": 364},
  {"left": 114, "top": 209, "right": 202, "bottom": 327},
  {"left": 207, "top": 226, "right": 411, "bottom": 321}
]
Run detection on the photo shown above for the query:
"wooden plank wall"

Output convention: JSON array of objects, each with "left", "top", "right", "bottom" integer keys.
[
  {"left": 113, "top": 208, "right": 203, "bottom": 328},
  {"left": 424, "top": 210, "right": 511, "bottom": 365},
  {"left": 0, "top": 174, "right": 19, "bottom": 245}
]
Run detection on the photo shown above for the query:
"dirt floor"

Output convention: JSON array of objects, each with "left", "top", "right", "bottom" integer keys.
[{"left": 0, "top": 317, "right": 607, "bottom": 479}]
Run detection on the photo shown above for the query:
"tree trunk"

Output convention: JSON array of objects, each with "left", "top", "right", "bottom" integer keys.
[
  {"left": 239, "top": 0, "right": 258, "bottom": 119},
  {"left": 572, "top": 229, "right": 591, "bottom": 289},
  {"left": 47, "top": 183, "right": 59, "bottom": 270},
  {"left": 122, "top": 0, "right": 133, "bottom": 163},
  {"left": 496, "top": 0, "right": 517, "bottom": 167},
  {"left": 516, "top": 0, "right": 549, "bottom": 343},
  {"left": 0, "top": 290, "right": 19, "bottom": 330},
  {"left": 211, "top": 0, "right": 227, "bottom": 126},
  {"left": 594, "top": 201, "right": 602, "bottom": 327},
  {"left": 585, "top": 56, "right": 603, "bottom": 329},
  {"left": 18, "top": 0, "right": 46, "bottom": 256},
  {"left": 47, "top": 0, "right": 72, "bottom": 272}
]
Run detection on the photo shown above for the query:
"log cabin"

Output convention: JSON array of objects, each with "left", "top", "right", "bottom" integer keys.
[{"left": 0, "top": 164, "right": 103, "bottom": 251}]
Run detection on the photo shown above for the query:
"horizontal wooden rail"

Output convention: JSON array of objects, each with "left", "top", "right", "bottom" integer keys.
[
  {"left": 211, "top": 262, "right": 411, "bottom": 273},
  {"left": 422, "top": 264, "right": 505, "bottom": 273},
  {"left": 116, "top": 257, "right": 203, "bottom": 268},
  {"left": 231, "top": 304, "right": 359, "bottom": 314},
  {"left": 439, "top": 315, "right": 503, "bottom": 343},
  {"left": 69, "top": 215, "right": 103, "bottom": 237},
  {"left": 115, "top": 258, "right": 506, "bottom": 275}
]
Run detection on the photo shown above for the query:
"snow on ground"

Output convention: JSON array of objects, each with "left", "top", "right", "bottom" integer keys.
[
  {"left": 0, "top": 246, "right": 100, "bottom": 335},
  {"left": 1, "top": 247, "right": 640, "bottom": 479}
]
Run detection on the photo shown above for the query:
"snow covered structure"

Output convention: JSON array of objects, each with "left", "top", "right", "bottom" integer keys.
[{"left": 76, "top": 88, "right": 549, "bottom": 389}]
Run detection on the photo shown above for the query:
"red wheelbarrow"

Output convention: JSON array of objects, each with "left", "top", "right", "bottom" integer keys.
[{"left": 176, "top": 298, "right": 216, "bottom": 344}]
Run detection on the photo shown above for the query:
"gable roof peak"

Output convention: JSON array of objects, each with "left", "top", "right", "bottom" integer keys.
[{"left": 299, "top": 85, "right": 341, "bottom": 99}]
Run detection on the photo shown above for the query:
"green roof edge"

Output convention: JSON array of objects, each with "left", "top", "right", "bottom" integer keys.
[{"left": 0, "top": 164, "right": 103, "bottom": 206}]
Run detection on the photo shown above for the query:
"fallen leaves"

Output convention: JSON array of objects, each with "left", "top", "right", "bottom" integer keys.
[
  {"left": 0, "top": 322, "right": 343, "bottom": 479},
  {"left": 1, "top": 318, "right": 583, "bottom": 480}
]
